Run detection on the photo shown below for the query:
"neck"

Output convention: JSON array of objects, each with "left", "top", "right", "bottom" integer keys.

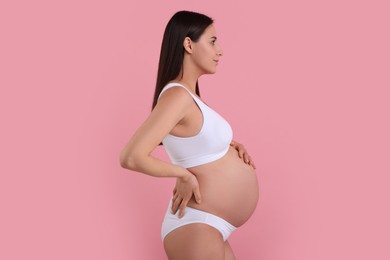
[{"left": 171, "top": 55, "right": 204, "bottom": 93}]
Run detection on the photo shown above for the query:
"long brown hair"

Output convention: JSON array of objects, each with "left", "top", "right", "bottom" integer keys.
[{"left": 151, "top": 10, "right": 214, "bottom": 110}]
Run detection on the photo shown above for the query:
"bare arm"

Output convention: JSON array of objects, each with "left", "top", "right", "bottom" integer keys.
[{"left": 119, "top": 87, "right": 193, "bottom": 178}]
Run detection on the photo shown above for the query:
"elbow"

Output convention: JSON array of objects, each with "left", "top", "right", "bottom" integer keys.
[{"left": 120, "top": 151, "right": 137, "bottom": 170}]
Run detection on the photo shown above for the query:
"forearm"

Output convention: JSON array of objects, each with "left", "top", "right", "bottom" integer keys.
[{"left": 121, "top": 154, "right": 189, "bottom": 179}]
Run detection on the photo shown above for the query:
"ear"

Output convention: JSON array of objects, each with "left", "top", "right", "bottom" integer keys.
[{"left": 183, "top": 37, "right": 193, "bottom": 54}]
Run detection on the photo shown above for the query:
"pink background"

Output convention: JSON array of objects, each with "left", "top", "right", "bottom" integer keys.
[{"left": 1, "top": 0, "right": 389, "bottom": 259}]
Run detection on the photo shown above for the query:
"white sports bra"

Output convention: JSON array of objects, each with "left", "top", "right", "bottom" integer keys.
[{"left": 157, "top": 83, "right": 233, "bottom": 168}]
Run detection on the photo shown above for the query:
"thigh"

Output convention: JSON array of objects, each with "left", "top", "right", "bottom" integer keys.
[
  {"left": 224, "top": 240, "right": 236, "bottom": 260},
  {"left": 163, "top": 223, "right": 225, "bottom": 260}
]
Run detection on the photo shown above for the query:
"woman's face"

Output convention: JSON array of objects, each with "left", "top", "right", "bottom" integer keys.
[{"left": 190, "top": 24, "right": 223, "bottom": 74}]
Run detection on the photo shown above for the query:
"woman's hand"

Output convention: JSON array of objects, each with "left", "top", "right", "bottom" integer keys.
[
  {"left": 230, "top": 140, "right": 256, "bottom": 169},
  {"left": 171, "top": 172, "right": 202, "bottom": 218}
]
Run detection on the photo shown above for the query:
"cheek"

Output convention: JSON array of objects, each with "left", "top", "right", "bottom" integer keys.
[{"left": 193, "top": 45, "right": 213, "bottom": 65}]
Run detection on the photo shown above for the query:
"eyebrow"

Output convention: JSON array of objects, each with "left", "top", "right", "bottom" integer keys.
[{"left": 210, "top": 36, "right": 217, "bottom": 40}]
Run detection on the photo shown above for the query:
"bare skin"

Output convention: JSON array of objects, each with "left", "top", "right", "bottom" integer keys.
[
  {"left": 172, "top": 142, "right": 259, "bottom": 227},
  {"left": 120, "top": 24, "right": 259, "bottom": 259},
  {"left": 163, "top": 87, "right": 259, "bottom": 259}
]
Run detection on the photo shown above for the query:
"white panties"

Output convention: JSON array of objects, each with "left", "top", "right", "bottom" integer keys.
[{"left": 161, "top": 197, "right": 237, "bottom": 241}]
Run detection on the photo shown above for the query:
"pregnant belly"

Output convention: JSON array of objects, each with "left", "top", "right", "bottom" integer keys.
[{"left": 185, "top": 146, "right": 260, "bottom": 227}]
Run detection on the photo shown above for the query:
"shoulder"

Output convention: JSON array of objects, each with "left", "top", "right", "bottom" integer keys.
[
  {"left": 151, "top": 86, "right": 194, "bottom": 122},
  {"left": 157, "top": 86, "right": 193, "bottom": 107}
]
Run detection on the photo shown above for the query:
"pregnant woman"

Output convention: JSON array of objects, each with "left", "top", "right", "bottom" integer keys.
[{"left": 120, "top": 10, "right": 259, "bottom": 259}]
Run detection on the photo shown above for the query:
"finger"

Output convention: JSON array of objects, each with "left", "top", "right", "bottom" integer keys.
[
  {"left": 244, "top": 153, "right": 250, "bottom": 164},
  {"left": 172, "top": 187, "right": 177, "bottom": 195},
  {"left": 231, "top": 142, "right": 239, "bottom": 150},
  {"left": 249, "top": 160, "right": 256, "bottom": 169},
  {"left": 171, "top": 196, "right": 182, "bottom": 214},
  {"left": 193, "top": 187, "right": 202, "bottom": 204},
  {"left": 246, "top": 154, "right": 255, "bottom": 168},
  {"left": 178, "top": 199, "right": 189, "bottom": 218},
  {"left": 250, "top": 159, "right": 257, "bottom": 169},
  {"left": 172, "top": 192, "right": 179, "bottom": 202},
  {"left": 172, "top": 198, "right": 182, "bottom": 214},
  {"left": 238, "top": 148, "right": 245, "bottom": 159}
]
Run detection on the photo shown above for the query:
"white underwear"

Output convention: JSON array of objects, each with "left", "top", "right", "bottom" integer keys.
[{"left": 161, "top": 197, "right": 237, "bottom": 241}]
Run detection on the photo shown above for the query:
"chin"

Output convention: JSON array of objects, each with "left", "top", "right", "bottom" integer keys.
[
  {"left": 201, "top": 66, "right": 217, "bottom": 75},
  {"left": 208, "top": 68, "right": 217, "bottom": 74}
]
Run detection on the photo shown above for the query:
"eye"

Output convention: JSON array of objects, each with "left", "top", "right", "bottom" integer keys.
[{"left": 211, "top": 40, "right": 216, "bottom": 45}]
